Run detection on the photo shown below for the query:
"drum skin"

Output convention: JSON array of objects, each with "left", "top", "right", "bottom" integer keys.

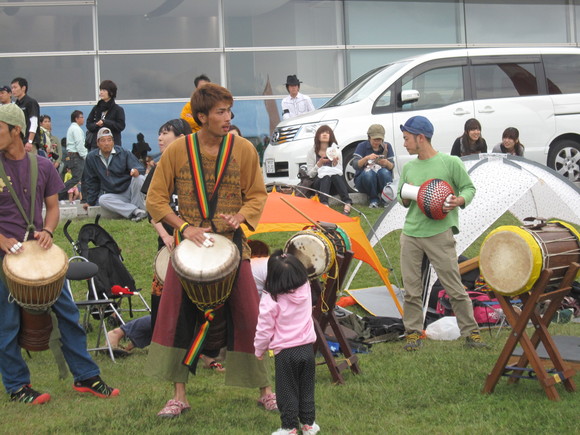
[
  {"left": 284, "top": 230, "right": 336, "bottom": 278},
  {"left": 171, "top": 234, "right": 240, "bottom": 308},
  {"left": 154, "top": 246, "right": 170, "bottom": 285},
  {"left": 3, "top": 240, "right": 68, "bottom": 310},
  {"left": 480, "top": 222, "right": 580, "bottom": 296}
]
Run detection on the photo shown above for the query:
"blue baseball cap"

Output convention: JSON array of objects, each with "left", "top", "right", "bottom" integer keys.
[
  {"left": 0, "top": 85, "right": 11, "bottom": 93},
  {"left": 400, "top": 116, "right": 434, "bottom": 138}
]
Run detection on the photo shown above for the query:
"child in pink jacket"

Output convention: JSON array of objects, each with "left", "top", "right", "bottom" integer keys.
[{"left": 254, "top": 250, "right": 319, "bottom": 435}]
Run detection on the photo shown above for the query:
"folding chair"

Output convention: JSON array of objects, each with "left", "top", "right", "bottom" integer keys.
[
  {"left": 64, "top": 217, "right": 150, "bottom": 325},
  {"left": 66, "top": 255, "right": 121, "bottom": 362}
]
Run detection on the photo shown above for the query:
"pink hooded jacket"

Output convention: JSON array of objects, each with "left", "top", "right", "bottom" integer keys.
[{"left": 254, "top": 282, "right": 316, "bottom": 357}]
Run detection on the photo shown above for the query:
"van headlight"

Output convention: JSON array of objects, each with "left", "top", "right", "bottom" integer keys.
[{"left": 293, "top": 120, "right": 338, "bottom": 142}]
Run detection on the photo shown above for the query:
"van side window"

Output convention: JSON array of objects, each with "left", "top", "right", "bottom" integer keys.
[
  {"left": 543, "top": 54, "right": 580, "bottom": 94},
  {"left": 400, "top": 66, "right": 464, "bottom": 111},
  {"left": 473, "top": 63, "right": 538, "bottom": 99}
]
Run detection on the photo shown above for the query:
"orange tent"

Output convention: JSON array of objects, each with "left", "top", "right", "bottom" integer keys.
[{"left": 244, "top": 190, "right": 402, "bottom": 314}]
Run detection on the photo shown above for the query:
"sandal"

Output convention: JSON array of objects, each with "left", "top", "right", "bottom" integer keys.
[
  {"left": 343, "top": 204, "right": 352, "bottom": 216},
  {"left": 257, "top": 392, "right": 278, "bottom": 411},
  {"left": 157, "top": 399, "right": 191, "bottom": 418},
  {"left": 208, "top": 361, "right": 226, "bottom": 372}
]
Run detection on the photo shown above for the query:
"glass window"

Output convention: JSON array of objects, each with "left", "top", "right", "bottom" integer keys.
[
  {"left": 97, "top": 0, "right": 219, "bottom": 50},
  {"left": 99, "top": 53, "right": 221, "bottom": 100},
  {"left": 224, "top": 0, "right": 342, "bottom": 47},
  {"left": 347, "top": 48, "right": 452, "bottom": 83},
  {"left": 465, "top": 0, "right": 569, "bottom": 44},
  {"left": 345, "top": 0, "right": 463, "bottom": 45},
  {"left": 0, "top": 56, "right": 95, "bottom": 103},
  {"left": 472, "top": 63, "right": 538, "bottom": 99},
  {"left": 400, "top": 65, "right": 464, "bottom": 111},
  {"left": 0, "top": 5, "right": 93, "bottom": 52},
  {"left": 226, "top": 51, "right": 341, "bottom": 97},
  {"left": 544, "top": 54, "right": 580, "bottom": 95}
]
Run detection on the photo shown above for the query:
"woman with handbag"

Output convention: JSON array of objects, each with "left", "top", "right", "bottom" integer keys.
[{"left": 306, "top": 125, "right": 352, "bottom": 215}]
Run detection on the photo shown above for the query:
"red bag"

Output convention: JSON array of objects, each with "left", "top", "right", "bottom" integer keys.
[{"left": 437, "top": 289, "right": 502, "bottom": 326}]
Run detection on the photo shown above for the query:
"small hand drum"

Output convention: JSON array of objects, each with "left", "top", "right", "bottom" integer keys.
[{"left": 401, "top": 179, "right": 454, "bottom": 220}]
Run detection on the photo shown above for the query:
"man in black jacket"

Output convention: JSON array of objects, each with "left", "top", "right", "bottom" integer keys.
[
  {"left": 82, "top": 128, "right": 146, "bottom": 221},
  {"left": 11, "top": 77, "right": 41, "bottom": 153}
]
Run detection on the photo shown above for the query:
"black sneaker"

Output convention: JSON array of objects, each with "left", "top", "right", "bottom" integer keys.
[
  {"left": 73, "top": 376, "right": 120, "bottom": 398},
  {"left": 10, "top": 385, "right": 51, "bottom": 404},
  {"left": 465, "top": 330, "right": 489, "bottom": 349}
]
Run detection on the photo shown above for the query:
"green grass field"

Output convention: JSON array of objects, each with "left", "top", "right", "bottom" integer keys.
[{"left": 1, "top": 207, "right": 579, "bottom": 434}]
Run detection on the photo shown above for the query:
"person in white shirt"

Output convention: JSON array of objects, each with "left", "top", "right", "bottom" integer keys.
[
  {"left": 60, "top": 110, "right": 86, "bottom": 200},
  {"left": 281, "top": 75, "right": 315, "bottom": 120}
]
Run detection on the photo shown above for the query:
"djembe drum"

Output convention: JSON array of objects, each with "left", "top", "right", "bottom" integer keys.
[
  {"left": 153, "top": 246, "right": 170, "bottom": 285},
  {"left": 401, "top": 178, "right": 454, "bottom": 220},
  {"left": 284, "top": 229, "right": 337, "bottom": 279},
  {"left": 171, "top": 233, "right": 240, "bottom": 366},
  {"left": 3, "top": 241, "right": 68, "bottom": 351},
  {"left": 479, "top": 220, "right": 580, "bottom": 296}
]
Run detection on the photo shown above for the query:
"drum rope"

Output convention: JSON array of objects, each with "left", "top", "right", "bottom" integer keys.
[{"left": 182, "top": 304, "right": 223, "bottom": 367}]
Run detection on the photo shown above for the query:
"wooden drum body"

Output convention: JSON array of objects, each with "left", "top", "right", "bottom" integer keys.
[
  {"left": 171, "top": 234, "right": 240, "bottom": 309},
  {"left": 285, "top": 230, "right": 337, "bottom": 278},
  {"left": 2, "top": 240, "right": 68, "bottom": 351},
  {"left": 480, "top": 221, "right": 580, "bottom": 296}
]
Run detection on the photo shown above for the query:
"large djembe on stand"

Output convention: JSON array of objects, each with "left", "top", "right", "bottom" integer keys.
[
  {"left": 479, "top": 219, "right": 580, "bottom": 400},
  {"left": 282, "top": 199, "right": 361, "bottom": 384}
]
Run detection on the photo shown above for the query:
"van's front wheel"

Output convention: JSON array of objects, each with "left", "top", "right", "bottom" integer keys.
[
  {"left": 343, "top": 146, "right": 359, "bottom": 193},
  {"left": 548, "top": 139, "right": 580, "bottom": 182}
]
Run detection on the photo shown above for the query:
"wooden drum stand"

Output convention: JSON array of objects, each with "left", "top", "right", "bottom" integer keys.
[
  {"left": 482, "top": 262, "right": 579, "bottom": 401},
  {"left": 311, "top": 250, "right": 362, "bottom": 384}
]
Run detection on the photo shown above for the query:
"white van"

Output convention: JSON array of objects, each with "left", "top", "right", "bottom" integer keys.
[{"left": 263, "top": 47, "right": 580, "bottom": 189}]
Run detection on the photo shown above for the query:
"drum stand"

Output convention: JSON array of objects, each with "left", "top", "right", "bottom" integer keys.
[
  {"left": 482, "top": 262, "right": 579, "bottom": 401},
  {"left": 312, "top": 250, "right": 362, "bottom": 384}
]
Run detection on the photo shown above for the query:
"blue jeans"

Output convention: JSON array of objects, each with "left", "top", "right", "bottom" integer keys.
[
  {"left": 0, "top": 277, "right": 100, "bottom": 393},
  {"left": 354, "top": 168, "right": 393, "bottom": 203}
]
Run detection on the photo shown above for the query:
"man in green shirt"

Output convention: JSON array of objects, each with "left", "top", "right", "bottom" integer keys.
[{"left": 398, "top": 116, "right": 486, "bottom": 351}]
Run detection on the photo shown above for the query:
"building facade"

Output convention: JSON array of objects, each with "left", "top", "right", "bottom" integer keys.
[{"left": 1, "top": 0, "right": 578, "bottom": 152}]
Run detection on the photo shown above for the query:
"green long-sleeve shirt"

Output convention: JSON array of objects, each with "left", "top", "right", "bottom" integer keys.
[{"left": 398, "top": 152, "right": 475, "bottom": 237}]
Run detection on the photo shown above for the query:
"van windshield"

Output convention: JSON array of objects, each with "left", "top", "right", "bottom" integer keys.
[{"left": 323, "top": 60, "right": 411, "bottom": 107}]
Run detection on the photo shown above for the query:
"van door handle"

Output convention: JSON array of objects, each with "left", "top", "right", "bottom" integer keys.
[
  {"left": 478, "top": 106, "right": 495, "bottom": 113},
  {"left": 453, "top": 108, "right": 471, "bottom": 116}
]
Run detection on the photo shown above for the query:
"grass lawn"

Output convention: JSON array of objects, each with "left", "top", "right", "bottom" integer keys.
[{"left": 1, "top": 206, "right": 579, "bottom": 434}]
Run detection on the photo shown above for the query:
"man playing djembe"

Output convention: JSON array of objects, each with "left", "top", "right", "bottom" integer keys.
[
  {"left": 0, "top": 103, "right": 119, "bottom": 404},
  {"left": 397, "top": 115, "right": 487, "bottom": 351},
  {"left": 146, "top": 83, "right": 276, "bottom": 418}
]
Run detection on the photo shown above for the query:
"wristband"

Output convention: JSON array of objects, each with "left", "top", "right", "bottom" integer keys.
[
  {"left": 41, "top": 228, "right": 53, "bottom": 238},
  {"left": 179, "top": 222, "right": 190, "bottom": 234}
]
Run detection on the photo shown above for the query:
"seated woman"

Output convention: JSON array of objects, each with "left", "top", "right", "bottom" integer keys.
[
  {"left": 451, "top": 118, "right": 487, "bottom": 157},
  {"left": 492, "top": 127, "right": 525, "bottom": 156},
  {"left": 306, "top": 125, "right": 353, "bottom": 215}
]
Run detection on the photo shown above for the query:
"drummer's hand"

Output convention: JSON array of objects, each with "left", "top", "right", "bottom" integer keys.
[
  {"left": 162, "top": 234, "right": 175, "bottom": 251},
  {"left": 219, "top": 213, "right": 245, "bottom": 230},
  {"left": 442, "top": 195, "right": 464, "bottom": 213},
  {"left": 182, "top": 225, "right": 212, "bottom": 247},
  {"left": 2, "top": 237, "right": 23, "bottom": 255},
  {"left": 34, "top": 230, "right": 53, "bottom": 249}
]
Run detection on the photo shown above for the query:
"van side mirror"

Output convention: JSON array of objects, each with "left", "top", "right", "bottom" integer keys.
[{"left": 401, "top": 90, "right": 420, "bottom": 104}]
